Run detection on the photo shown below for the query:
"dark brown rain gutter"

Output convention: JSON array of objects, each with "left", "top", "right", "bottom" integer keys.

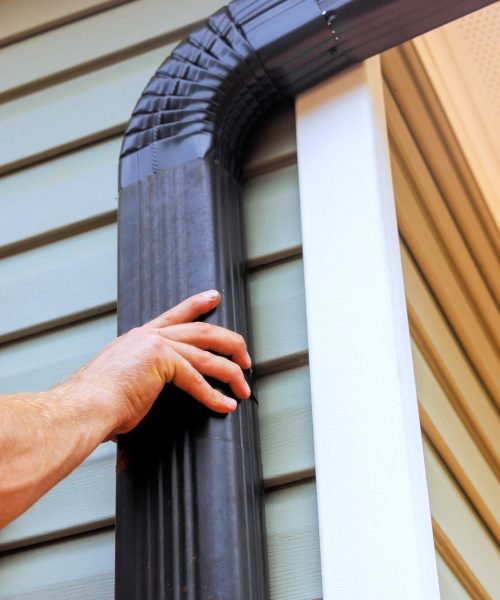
[{"left": 116, "top": 1, "right": 494, "bottom": 598}]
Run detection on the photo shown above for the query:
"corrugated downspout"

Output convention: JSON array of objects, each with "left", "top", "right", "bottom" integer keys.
[{"left": 116, "top": 1, "right": 493, "bottom": 598}]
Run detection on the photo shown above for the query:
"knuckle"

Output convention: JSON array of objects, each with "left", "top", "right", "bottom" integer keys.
[
  {"left": 211, "top": 389, "right": 223, "bottom": 408},
  {"left": 194, "top": 321, "right": 211, "bottom": 335},
  {"left": 165, "top": 344, "right": 176, "bottom": 358},
  {"left": 228, "top": 360, "right": 241, "bottom": 379},
  {"left": 126, "top": 327, "right": 150, "bottom": 347},
  {"left": 191, "top": 372, "right": 206, "bottom": 391},
  {"left": 235, "top": 333, "right": 246, "bottom": 350},
  {"left": 199, "top": 351, "right": 214, "bottom": 369},
  {"left": 146, "top": 332, "right": 164, "bottom": 352},
  {"left": 128, "top": 326, "right": 144, "bottom": 338}
]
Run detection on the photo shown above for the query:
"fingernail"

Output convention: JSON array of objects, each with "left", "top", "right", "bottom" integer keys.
[
  {"left": 203, "top": 289, "right": 219, "bottom": 300},
  {"left": 244, "top": 382, "right": 251, "bottom": 398},
  {"left": 245, "top": 351, "right": 252, "bottom": 368},
  {"left": 223, "top": 396, "right": 238, "bottom": 410}
]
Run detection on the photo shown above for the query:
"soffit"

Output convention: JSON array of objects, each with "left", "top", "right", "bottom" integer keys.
[{"left": 413, "top": 3, "right": 500, "bottom": 231}]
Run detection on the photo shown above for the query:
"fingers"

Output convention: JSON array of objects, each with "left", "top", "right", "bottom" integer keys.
[
  {"left": 139, "top": 292, "right": 252, "bottom": 415},
  {"left": 146, "top": 290, "right": 220, "bottom": 328},
  {"left": 158, "top": 322, "right": 251, "bottom": 369},
  {"left": 168, "top": 340, "right": 251, "bottom": 400},
  {"left": 169, "top": 350, "right": 239, "bottom": 413}
]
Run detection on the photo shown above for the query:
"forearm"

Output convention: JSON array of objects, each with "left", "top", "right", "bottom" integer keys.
[
  {"left": 0, "top": 290, "right": 250, "bottom": 528},
  {"left": 0, "top": 383, "right": 115, "bottom": 527}
]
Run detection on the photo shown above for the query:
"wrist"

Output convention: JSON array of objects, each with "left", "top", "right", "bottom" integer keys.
[{"left": 51, "top": 377, "right": 120, "bottom": 445}]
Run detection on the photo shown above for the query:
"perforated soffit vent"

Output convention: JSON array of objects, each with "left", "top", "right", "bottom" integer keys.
[{"left": 417, "top": 2, "right": 500, "bottom": 228}]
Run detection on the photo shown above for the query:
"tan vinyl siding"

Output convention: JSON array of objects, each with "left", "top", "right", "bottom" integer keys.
[
  {"left": 435, "top": 554, "right": 470, "bottom": 600},
  {"left": 383, "top": 46, "right": 500, "bottom": 599}
]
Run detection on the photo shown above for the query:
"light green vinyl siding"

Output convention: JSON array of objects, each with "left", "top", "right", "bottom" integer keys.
[
  {"left": 0, "top": 0, "right": 224, "bottom": 99},
  {"left": 0, "top": 146, "right": 320, "bottom": 599},
  {"left": 2, "top": 3, "right": 495, "bottom": 598},
  {"left": 0, "top": 482, "right": 321, "bottom": 600},
  {"left": 0, "top": 3, "right": 320, "bottom": 595}
]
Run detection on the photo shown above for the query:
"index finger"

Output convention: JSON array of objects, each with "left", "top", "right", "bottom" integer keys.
[{"left": 145, "top": 290, "right": 221, "bottom": 328}]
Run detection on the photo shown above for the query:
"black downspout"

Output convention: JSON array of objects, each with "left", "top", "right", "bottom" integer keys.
[{"left": 116, "top": 1, "right": 494, "bottom": 598}]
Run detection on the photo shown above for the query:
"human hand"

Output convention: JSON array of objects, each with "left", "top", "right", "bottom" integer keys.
[{"left": 60, "top": 290, "right": 251, "bottom": 438}]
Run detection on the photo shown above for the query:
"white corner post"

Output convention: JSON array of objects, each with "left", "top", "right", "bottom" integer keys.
[{"left": 296, "top": 57, "right": 440, "bottom": 599}]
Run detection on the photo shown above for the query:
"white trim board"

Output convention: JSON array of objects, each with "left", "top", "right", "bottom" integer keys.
[{"left": 295, "top": 58, "right": 439, "bottom": 599}]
